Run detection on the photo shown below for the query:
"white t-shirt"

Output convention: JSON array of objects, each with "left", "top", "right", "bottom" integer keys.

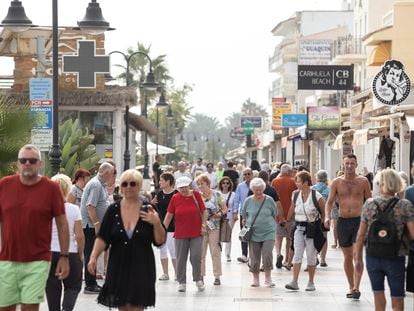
[
  {"left": 51, "top": 202, "right": 82, "bottom": 253},
  {"left": 206, "top": 172, "right": 218, "bottom": 188},
  {"left": 294, "top": 190, "right": 322, "bottom": 222}
]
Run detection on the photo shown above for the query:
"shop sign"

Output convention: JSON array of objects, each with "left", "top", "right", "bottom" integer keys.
[
  {"left": 372, "top": 59, "right": 411, "bottom": 105},
  {"left": 282, "top": 114, "right": 307, "bottom": 127},
  {"left": 307, "top": 106, "right": 340, "bottom": 131},
  {"left": 298, "top": 65, "right": 354, "bottom": 90}
]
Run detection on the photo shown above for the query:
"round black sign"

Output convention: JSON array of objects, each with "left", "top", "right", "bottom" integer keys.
[{"left": 372, "top": 60, "right": 411, "bottom": 105}]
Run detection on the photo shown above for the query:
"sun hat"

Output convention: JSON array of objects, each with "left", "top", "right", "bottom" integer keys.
[{"left": 175, "top": 176, "right": 192, "bottom": 188}]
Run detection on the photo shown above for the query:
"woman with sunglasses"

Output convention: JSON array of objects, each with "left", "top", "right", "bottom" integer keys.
[
  {"left": 218, "top": 176, "right": 237, "bottom": 262},
  {"left": 87, "top": 169, "right": 166, "bottom": 310},
  {"left": 67, "top": 168, "right": 91, "bottom": 207}
]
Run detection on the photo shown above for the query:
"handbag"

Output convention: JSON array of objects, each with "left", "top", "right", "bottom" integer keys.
[
  {"left": 238, "top": 197, "right": 266, "bottom": 242},
  {"left": 220, "top": 219, "right": 232, "bottom": 242},
  {"left": 219, "top": 192, "right": 233, "bottom": 243}
]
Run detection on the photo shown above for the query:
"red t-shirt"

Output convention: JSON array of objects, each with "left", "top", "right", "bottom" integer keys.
[
  {"left": 271, "top": 175, "right": 297, "bottom": 218},
  {"left": 167, "top": 190, "right": 205, "bottom": 239},
  {"left": 0, "top": 175, "right": 65, "bottom": 262}
]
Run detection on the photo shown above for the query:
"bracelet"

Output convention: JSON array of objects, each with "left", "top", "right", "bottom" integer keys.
[
  {"left": 93, "top": 221, "right": 100, "bottom": 226},
  {"left": 59, "top": 254, "right": 69, "bottom": 258}
]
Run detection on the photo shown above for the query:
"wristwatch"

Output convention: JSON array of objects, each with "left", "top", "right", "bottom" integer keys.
[{"left": 59, "top": 253, "right": 69, "bottom": 258}]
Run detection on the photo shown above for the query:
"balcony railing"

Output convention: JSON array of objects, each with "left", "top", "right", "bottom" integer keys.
[{"left": 332, "top": 35, "right": 363, "bottom": 58}]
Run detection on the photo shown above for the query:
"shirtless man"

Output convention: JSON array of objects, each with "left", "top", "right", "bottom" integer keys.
[{"left": 324, "top": 154, "right": 371, "bottom": 300}]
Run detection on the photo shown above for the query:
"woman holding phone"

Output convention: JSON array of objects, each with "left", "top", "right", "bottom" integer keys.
[{"left": 88, "top": 169, "right": 166, "bottom": 310}]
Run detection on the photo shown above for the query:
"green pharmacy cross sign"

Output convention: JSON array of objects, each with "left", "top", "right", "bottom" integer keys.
[{"left": 242, "top": 120, "right": 254, "bottom": 135}]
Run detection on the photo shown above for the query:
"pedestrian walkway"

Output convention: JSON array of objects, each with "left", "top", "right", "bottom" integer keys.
[{"left": 40, "top": 229, "right": 413, "bottom": 310}]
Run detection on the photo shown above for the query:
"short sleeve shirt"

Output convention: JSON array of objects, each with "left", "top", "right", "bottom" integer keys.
[
  {"left": 361, "top": 197, "right": 414, "bottom": 256},
  {"left": 80, "top": 175, "right": 110, "bottom": 228},
  {"left": 242, "top": 195, "right": 277, "bottom": 242}
]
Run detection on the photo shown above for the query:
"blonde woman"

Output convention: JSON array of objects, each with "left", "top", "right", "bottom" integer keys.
[
  {"left": 46, "top": 174, "right": 85, "bottom": 311},
  {"left": 196, "top": 174, "right": 227, "bottom": 285},
  {"left": 88, "top": 169, "right": 166, "bottom": 310}
]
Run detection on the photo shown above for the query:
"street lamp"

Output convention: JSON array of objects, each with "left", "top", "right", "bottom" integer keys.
[
  {"left": 1, "top": 0, "right": 113, "bottom": 175},
  {"left": 109, "top": 51, "right": 158, "bottom": 172},
  {"left": 155, "top": 91, "right": 168, "bottom": 157}
]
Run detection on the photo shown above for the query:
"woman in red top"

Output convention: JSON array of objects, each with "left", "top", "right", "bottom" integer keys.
[{"left": 164, "top": 176, "right": 207, "bottom": 293}]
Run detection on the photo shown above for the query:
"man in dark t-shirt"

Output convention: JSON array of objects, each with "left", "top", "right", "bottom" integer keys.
[{"left": 223, "top": 161, "right": 239, "bottom": 189}]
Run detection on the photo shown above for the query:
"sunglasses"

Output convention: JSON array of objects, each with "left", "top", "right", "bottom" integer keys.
[
  {"left": 244, "top": 172, "right": 251, "bottom": 176},
  {"left": 121, "top": 181, "right": 138, "bottom": 188},
  {"left": 18, "top": 158, "right": 39, "bottom": 164},
  {"left": 221, "top": 182, "right": 230, "bottom": 185}
]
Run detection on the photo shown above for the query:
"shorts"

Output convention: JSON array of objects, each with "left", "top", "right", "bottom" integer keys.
[
  {"left": 0, "top": 260, "right": 50, "bottom": 307},
  {"left": 366, "top": 255, "right": 406, "bottom": 298},
  {"left": 337, "top": 217, "right": 360, "bottom": 248},
  {"left": 276, "top": 221, "right": 293, "bottom": 238}
]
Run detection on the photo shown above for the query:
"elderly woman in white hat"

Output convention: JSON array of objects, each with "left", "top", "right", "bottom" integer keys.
[
  {"left": 164, "top": 176, "right": 208, "bottom": 293},
  {"left": 241, "top": 177, "right": 277, "bottom": 287}
]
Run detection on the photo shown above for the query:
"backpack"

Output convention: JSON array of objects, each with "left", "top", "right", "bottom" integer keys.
[
  {"left": 366, "top": 197, "right": 400, "bottom": 258},
  {"left": 293, "top": 189, "right": 321, "bottom": 215}
]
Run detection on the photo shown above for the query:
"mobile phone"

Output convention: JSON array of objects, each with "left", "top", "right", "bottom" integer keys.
[{"left": 141, "top": 204, "right": 149, "bottom": 212}]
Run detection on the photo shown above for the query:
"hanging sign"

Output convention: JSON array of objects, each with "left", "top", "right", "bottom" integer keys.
[{"left": 372, "top": 59, "right": 411, "bottom": 105}]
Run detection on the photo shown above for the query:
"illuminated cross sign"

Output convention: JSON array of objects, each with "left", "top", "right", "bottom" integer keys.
[{"left": 62, "top": 40, "right": 110, "bottom": 88}]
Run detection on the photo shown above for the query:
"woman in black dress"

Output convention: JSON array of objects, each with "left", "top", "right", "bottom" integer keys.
[{"left": 88, "top": 169, "right": 166, "bottom": 310}]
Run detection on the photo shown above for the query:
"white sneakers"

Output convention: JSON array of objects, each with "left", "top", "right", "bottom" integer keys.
[
  {"left": 196, "top": 280, "right": 205, "bottom": 291},
  {"left": 177, "top": 284, "right": 186, "bottom": 292},
  {"left": 159, "top": 274, "right": 169, "bottom": 281},
  {"left": 285, "top": 280, "right": 299, "bottom": 290},
  {"left": 305, "top": 282, "right": 316, "bottom": 291}
]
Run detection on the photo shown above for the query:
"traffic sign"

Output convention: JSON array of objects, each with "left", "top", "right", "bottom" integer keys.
[
  {"left": 31, "top": 129, "right": 52, "bottom": 152},
  {"left": 241, "top": 116, "right": 262, "bottom": 128}
]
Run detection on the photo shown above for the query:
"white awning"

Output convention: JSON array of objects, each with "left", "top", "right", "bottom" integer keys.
[
  {"left": 405, "top": 115, "right": 414, "bottom": 131},
  {"left": 331, "top": 134, "right": 343, "bottom": 150},
  {"left": 352, "top": 129, "right": 369, "bottom": 146}
]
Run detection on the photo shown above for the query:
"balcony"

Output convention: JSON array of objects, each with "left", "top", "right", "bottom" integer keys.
[{"left": 331, "top": 35, "right": 366, "bottom": 64}]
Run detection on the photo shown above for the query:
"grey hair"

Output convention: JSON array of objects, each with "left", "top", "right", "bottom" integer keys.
[
  {"left": 316, "top": 170, "right": 328, "bottom": 183},
  {"left": 19, "top": 144, "right": 42, "bottom": 161},
  {"left": 98, "top": 162, "right": 114, "bottom": 176},
  {"left": 280, "top": 164, "right": 292, "bottom": 175},
  {"left": 249, "top": 177, "right": 266, "bottom": 191}
]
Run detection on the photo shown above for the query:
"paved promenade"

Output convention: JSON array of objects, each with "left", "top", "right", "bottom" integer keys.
[{"left": 40, "top": 229, "right": 413, "bottom": 310}]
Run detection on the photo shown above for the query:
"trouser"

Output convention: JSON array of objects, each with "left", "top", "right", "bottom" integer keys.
[
  {"left": 46, "top": 252, "right": 82, "bottom": 311},
  {"left": 239, "top": 216, "right": 248, "bottom": 257},
  {"left": 224, "top": 216, "right": 236, "bottom": 257},
  {"left": 83, "top": 227, "right": 97, "bottom": 287},
  {"left": 248, "top": 240, "right": 274, "bottom": 273},
  {"left": 175, "top": 236, "right": 203, "bottom": 284},
  {"left": 201, "top": 229, "right": 222, "bottom": 278}
]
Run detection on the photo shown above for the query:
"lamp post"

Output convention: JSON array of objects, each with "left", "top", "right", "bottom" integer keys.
[
  {"left": 109, "top": 51, "right": 158, "bottom": 172},
  {"left": 1, "top": 0, "right": 113, "bottom": 175},
  {"left": 155, "top": 91, "right": 168, "bottom": 157}
]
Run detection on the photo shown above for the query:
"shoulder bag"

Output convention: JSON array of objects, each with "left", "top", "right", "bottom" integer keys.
[
  {"left": 219, "top": 192, "right": 233, "bottom": 242},
  {"left": 192, "top": 192, "right": 207, "bottom": 236},
  {"left": 239, "top": 197, "right": 266, "bottom": 243}
]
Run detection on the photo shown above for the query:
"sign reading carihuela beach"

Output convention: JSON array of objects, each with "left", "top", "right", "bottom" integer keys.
[{"left": 372, "top": 59, "right": 411, "bottom": 105}]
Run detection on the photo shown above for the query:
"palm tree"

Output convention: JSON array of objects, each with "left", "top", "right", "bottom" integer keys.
[
  {"left": 0, "top": 95, "right": 34, "bottom": 176},
  {"left": 241, "top": 98, "right": 268, "bottom": 118}
]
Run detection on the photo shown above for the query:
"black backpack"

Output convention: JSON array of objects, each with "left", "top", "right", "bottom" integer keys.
[{"left": 366, "top": 197, "right": 400, "bottom": 258}]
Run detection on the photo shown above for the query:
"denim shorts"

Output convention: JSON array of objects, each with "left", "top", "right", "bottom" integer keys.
[{"left": 366, "top": 255, "right": 406, "bottom": 298}]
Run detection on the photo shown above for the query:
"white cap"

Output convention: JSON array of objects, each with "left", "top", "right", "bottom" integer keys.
[{"left": 175, "top": 176, "right": 192, "bottom": 188}]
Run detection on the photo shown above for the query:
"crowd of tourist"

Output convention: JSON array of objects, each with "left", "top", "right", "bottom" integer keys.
[{"left": 0, "top": 145, "right": 413, "bottom": 311}]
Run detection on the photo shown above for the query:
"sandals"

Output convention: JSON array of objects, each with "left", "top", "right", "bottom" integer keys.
[{"left": 346, "top": 290, "right": 361, "bottom": 299}]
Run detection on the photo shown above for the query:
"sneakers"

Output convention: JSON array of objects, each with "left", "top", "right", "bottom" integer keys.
[
  {"left": 196, "top": 280, "right": 205, "bottom": 291},
  {"left": 214, "top": 278, "right": 221, "bottom": 285},
  {"left": 237, "top": 255, "right": 248, "bottom": 263},
  {"left": 305, "top": 282, "right": 316, "bottom": 291},
  {"left": 285, "top": 280, "right": 299, "bottom": 290},
  {"left": 226, "top": 255, "right": 231, "bottom": 262},
  {"left": 276, "top": 254, "right": 284, "bottom": 269},
  {"left": 159, "top": 274, "right": 169, "bottom": 281},
  {"left": 84, "top": 284, "right": 101, "bottom": 294},
  {"left": 177, "top": 283, "right": 186, "bottom": 292}
]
